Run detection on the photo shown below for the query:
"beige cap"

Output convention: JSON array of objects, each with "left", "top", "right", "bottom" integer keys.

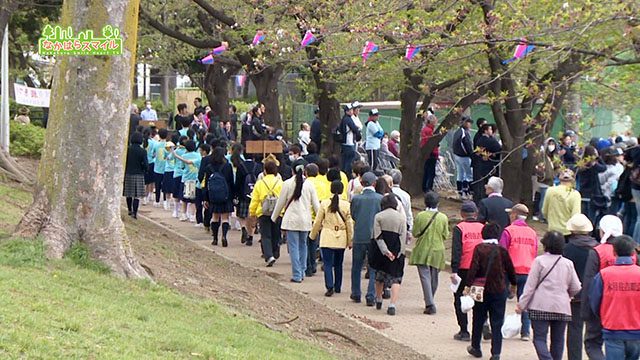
[
  {"left": 560, "top": 169, "right": 575, "bottom": 182},
  {"left": 505, "top": 203, "right": 529, "bottom": 215},
  {"left": 566, "top": 213, "right": 593, "bottom": 233}
]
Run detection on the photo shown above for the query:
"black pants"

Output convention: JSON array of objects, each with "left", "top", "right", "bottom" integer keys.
[
  {"left": 567, "top": 301, "right": 584, "bottom": 360},
  {"left": 195, "top": 188, "right": 204, "bottom": 224},
  {"left": 367, "top": 149, "right": 380, "bottom": 171},
  {"left": 422, "top": 157, "right": 437, "bottom": 193},
  {"left": 471, "top": 292, "right": 507, "bottom": 356},
  {"left": 584, "top": 318, "right": 605, "bottom": 360},
  {"left": 453, "top": 269, "right": 469, "bottom": 333},
  {"left": 259, "top": 216, "right": 281, "bottom": 260},
  {"left": 532, "top": 319, "right": 567, "bottom": 360},
  {"left": 154, "top": 172, "right": 164, "bottom": 203}
]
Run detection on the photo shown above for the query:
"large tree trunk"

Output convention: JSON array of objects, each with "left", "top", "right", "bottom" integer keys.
[
  {"left": 250, "top": 65, "right": 282, "bottom": 129},
  {"left": 317, "top": 81, "right": 341, "bottom": 157},
  {"left": 201, "top": 62, "right": 238, "bottom": 123},
  {"left": 399, "top": 69, "right": 427, "bottom": 195},
  {"left": 14, "top": 0, "right": 148, "bottom": 278}
]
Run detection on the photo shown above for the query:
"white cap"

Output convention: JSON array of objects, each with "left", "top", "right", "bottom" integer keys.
[{"left": 599, "top": 215, "right": 623, "bottom": 244}]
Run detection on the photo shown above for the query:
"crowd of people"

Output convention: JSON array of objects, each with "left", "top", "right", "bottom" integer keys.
[{"left": 124, "top": 100, "right": 640, "bottom": 360}]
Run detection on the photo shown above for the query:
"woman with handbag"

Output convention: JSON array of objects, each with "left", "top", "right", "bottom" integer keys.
[
  {"left": 310, "top": 181, "right": 353, "bottom": 297},
  {"left": 516, "top": 231, "right": 582, "bottom": 360},
  {"left": 410, "top": 191, "right": 450, "bottom": 315},
  {"left": 463, "top": 223, "right": 517, "bottom": 360}
]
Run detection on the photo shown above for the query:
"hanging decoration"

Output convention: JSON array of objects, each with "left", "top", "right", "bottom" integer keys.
[
  {"left": 198, "top": 42, "right": 229, "bottom": 65},
  {"left": 252, "top": 30, "right": 266, "bottom": 46},
  {"left": 361, "top": 41, "right": 379, "bottom": 64},
  {"left": 405, "top": 44, "right": 420, "bottom": 61},
  {"left": 502, "top": 38, "right": 535, "bottom": 64},
  {"left": 300, "top": 30, "right": 317, "bottom": 48}
]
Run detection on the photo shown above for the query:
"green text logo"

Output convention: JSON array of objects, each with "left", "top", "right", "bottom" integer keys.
[{"left": 38, "top": 25, "right": 123, "bottom": 56}]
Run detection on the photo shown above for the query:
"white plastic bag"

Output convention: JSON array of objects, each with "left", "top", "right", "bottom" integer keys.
[
  {"left": 501, "top": 313, "right": 522, "bottom": 339},
  {"left": 460, "top": 295, "right": 474, "bottom": 313},
  {"left": 450, "top": 274, "right": 462, "bottom": 293}
]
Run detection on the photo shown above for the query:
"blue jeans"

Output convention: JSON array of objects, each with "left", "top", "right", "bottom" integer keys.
[
  {"left": 351, "top": 243, "right": 375, "bottom": 301},
  {"left": 532, "top": 319, "right": 567, "bottom": 360},
  {"left": 321, "top": 248, "right": 345, "bottom": 292},
  {"left": 341, "top": 144, "right": 356, "bottom": 177},
  {"left": 604, "top": 339, "right": 640, "bottom": 360},
  {"left": 286, "top": 231, "right": 309, "bottom": 282},
  {"left": 454, "top": 155, "right": 472, "bottom": 182},
  {"left": 633, "top": 189, "right": 640, "bottom": 244},
  {"left": 516, "top": 274, "right": 531, "bottom": 336}
]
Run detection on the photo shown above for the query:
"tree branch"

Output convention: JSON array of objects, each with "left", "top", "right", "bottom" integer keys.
[
  {"left": 140, "top": 8, "right": 222, "bottom": 49},
  {"left": 191, "top": 0, "right": 237, "bottom": 28}
]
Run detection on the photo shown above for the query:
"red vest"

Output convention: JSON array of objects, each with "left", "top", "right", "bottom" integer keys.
[
  {"left": 595, "top": 243, "right": 637, "bottom": 271},
  {"left": 457, "top": 222, "right": 484, "bottom": 270},
  {"left": 505, "top": 224, "right": 538, "bottom": 274},
  {"left": 599, "top": 264, "right": 640, "bottom": 331}
]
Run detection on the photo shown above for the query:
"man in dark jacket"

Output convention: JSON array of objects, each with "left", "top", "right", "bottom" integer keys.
[
  {"left": 310, "top": 108, "right": 322, "bottom": 154},
  {"left": 340, "top": 104, "right": 360, "bottom": 176},
  {"left": 478, "top": 176, "right": 513, "bottom": 230},
  {"left": 453, "top": 116, "right": 474, "bottom": 199},
  {"left": 563, "top": 213, "right": 599, "bottom": 360},
  {"left": 473, "top": 123, "right": 502, "bottom": 203}
]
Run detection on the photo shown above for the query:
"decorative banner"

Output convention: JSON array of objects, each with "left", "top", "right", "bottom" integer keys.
[
  {"left": 38, "top": 24, "right": 123, "bottom": 56},
  {"left": 199, "top": 54, "right": 214, "bottom": 64},
  {"left": 405, "top": 44, "right": 420, "bottom": 61},
  {"left": 235, "top": 74, "right": 247, "bottom": 87},
  {"left": 361, "top": 41, "right": 379, "bottom": 63},
  {"left": 502, "top": 39, "right": 535, "bottom": 64},
  {"left": 14, "top": 83, "right": 51, "bottom": 108},
  {"left": 212, "top": 42, "right": 228, "bottom": 55},
  {"left": 300, "top": 30, "right": 316, "bottom": 47},
  {"left": 252, "top": 30, "right": 266, "bottom": 46}
]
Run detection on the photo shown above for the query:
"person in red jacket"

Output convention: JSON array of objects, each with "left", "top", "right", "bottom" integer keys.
[
  {"left": 589, "top": 235, "right": 640, "bottom": 360},
  {"left": 451, "top": 201, "right": 484, "bottom": 341},
  {"left": 499, "top": 203, "right": 538, "bottom": 341},
  {"left": 420, "top": 110, "right": 439, "bottom": 193}
]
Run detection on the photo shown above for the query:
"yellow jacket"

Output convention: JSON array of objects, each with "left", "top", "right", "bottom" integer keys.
[
  {"left": 319, "top": 174, "right": 348, "bottom": 200},
  {"left": 307, "top": 176, "right": 331, "bottom": 202},
  {"left": 249, "top": 174, "right": 283, "bottom": 218},
  {"left": 310, "top": 198, "right": 354, "bottom": 249}
]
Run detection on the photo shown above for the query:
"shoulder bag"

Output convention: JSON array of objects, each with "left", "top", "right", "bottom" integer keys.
[
  {"left": 414, "top": 211, "right": 439, "bottom": 247},
  {"left": 469, "top": 246, "right": 498, "bottom": 303}
]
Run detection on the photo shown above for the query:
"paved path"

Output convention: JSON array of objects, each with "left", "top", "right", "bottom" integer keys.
[{"left": 140, "top": 205, "right": 539, "bottom": 359}]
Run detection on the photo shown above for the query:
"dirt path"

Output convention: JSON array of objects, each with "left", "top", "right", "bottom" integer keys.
[{"left": 136, "top": 201, "right": 539, "bottom": 360}]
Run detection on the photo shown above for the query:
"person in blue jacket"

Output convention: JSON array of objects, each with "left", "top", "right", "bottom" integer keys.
[{"left": 365, "top": 108, "right": 384, "bottom": 171}]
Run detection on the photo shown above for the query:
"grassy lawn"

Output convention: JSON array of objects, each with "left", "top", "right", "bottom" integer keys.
[{"left": 0, "top": 181, "right": 334, "bottom": 360}]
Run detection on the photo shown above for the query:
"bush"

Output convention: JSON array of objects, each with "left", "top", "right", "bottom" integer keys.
[{"left": 9, "top": 121, "right": 46, "bottom": 157}]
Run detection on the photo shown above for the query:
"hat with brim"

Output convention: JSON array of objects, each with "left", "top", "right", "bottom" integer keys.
[
  {"left": 369, "top": 108, "right": 379, "bottom": 116},
  {"left": 343, "top": 104, "right": 353, "bottom": 112},
  {"left": 351, "top": 101, "right": 363, "bottom": 109},
  {"left": 505, "top": 203, "right": 529, "bottom": 216},
  {"left": 361, "top": 172, "right": 377, "bottom": 187},
  {"left": 566, "top": 214, "right": 593, "bottom": 233},
  {"left": 18, "top": 107, "right": 30, "bottom": 115},
  {"left": 262, "top": 153, "right": 280, "bottom": 166}
]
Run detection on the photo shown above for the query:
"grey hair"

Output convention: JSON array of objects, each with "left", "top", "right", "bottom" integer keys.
[
  {"left": 426, "top": 114, "right": 437, "bottom": 124},
  {"left": 517, "top": 214, "right": 527, "bottom": 220},
  {"left": 389, "top": 169, "right": 402, "bottom": 185},
  {"left": 130, "top": 104, "right": 138, "bottom": 113},
  {"left": 390, "top": 130, "right": 400, "bottom": 140}
]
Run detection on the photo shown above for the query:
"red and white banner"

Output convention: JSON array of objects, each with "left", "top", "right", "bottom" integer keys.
[{"left": 14, "top": 83, "right": 50, "bottom": 108}]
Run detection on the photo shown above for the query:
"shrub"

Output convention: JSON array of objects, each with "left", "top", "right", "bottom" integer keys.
[{"left": 9, "top": 121, "right": 46, "bottom": 157}]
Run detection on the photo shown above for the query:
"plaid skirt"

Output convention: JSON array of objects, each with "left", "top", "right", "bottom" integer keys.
[
  {"left": 235, "top": 197, "right": 250, "bottom": 218},
  {"left": 528, "top": 309, "right": 572, "bottom": 322},
  {"left": 123, "top": 174, "right": 145, "bottom": 198}
]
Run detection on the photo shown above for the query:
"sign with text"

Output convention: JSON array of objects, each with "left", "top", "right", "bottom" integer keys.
[
  {"left": 14, "top": 84, "right": 51, "bottom": 108},
  {"left": 38, "top": 25, "right": 123, "bottom": 56}
]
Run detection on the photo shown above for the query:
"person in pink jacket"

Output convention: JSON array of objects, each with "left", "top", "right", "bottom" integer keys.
[{"left": 516, "top": 231, "right": 582, "bottom": 360}]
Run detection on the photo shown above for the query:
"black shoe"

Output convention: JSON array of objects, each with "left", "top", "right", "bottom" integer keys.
[
  {"left": 382, "top": 288, "right": 391, "bottom": 299},
  {"left": 324, "top": 289, "right": 334, "bottom": 297},
  {"left": 453, "top": 331, "right": 471, "bottom": 341},
  {"left": 376, "top": 301, "right": 383, "bottom": 310},
  {"left": 246, "top": 239, "right": 253, "bottom": 246},
  {"left": 423, "top": 305, "right": 436, "bottom": 315},
  {"left": 290, "top": 278, "right": 302, "bottom": 283},
  {"left": 387, "top": 307, "right": 396, "bottom": 316},
  {"left": 128, "top": 210, "right": 133, "bottom": 217},
  {"left": 350, "top": 295, "right": 361, "bottom": 303},
  {"left": 366, "top": 299, "right": 375, "bottom": 307},
  {"left": 467, "top": 346, "right": 482, "bottom": 358},
  {"left": 489, "top": 356, "right": 500, "bottom": 360},
  {"left": 273, "top": 247, "right": 280, "bottom": 259},
  {"left": 222, "top": 238, "right": 228, "bottom": 247},
  {"left": 334, "top": 289, "right": 341, "bottom": 294},
  {"left": 482, "top": 324, "right": 492, "bottom": 340},
  {"left": 212, "top": 237, "right": 218, "bottom": 246},
  {"left": 132, "top": 213, "right": 137, "bottom": 219},
  {"left": 266, "top": 257, "right": 276, "bottom": 267},
  {"left": 241, "top": 227, "right": 248, "bottom": 244}
]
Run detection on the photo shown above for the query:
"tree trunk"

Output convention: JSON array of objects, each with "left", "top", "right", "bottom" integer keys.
[
  {"left": 14, "top": 0, "right": 148, "bottom": 278},
  {"left": 317, "top": 81, "right": 341, "bottom": 157},
  {"left": 250, "top": 65, "right": 282, "bottom": 129},
  {"left": 201, "top": 62, "right": 238, "bottom": 123},
  {"left": 399, "top": 69, "right": 426, "bottom": 196}
]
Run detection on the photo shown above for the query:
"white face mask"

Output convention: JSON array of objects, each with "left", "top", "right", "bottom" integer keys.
[
  {"left": 146, "top": 104, "right": 152, "bottom": 110},
  {"left": 547, "top": 145, "right": 556, "bottom": 152},
  {"left": 289, "top": 154, "right": 296, "bottom": 162}
]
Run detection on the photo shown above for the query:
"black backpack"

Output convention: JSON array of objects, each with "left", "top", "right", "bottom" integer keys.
[
  {"left": 241, "top": 162, "right": 257, "bottom": 199},
  {"left": 207, "top": 165, "right": 229, "bottom": 204},
  {"left": 332, "top": 119, "right": 345, "bottom": 143},
  {"left": 615, "top": 166, "right": 633, "bottom": 202}
]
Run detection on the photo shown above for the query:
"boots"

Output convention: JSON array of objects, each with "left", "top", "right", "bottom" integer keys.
[
  {"left": 462, "top": 181, "right": 470, "bottom": 199},
  {"left": 456, "top": 181, "right": 463, "bottom": 198},
  {"left": 211, "top": 221, "right": 220, "bottom": 246},
  {"left": 222, "top": 222, "right": 230, "bottom": 247},
  {"left": 241, "top": 227, "right": 248, "bottom": 244}
]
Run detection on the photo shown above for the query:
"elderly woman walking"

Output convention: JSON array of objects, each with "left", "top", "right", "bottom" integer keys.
[
  {"left": 410, "top": 191, "right": 450, "bottom": 314},
  {"left": 369, "top": 194, "right": 407, "bottom": 315},
  {"left": 517, "top": 231, "right": 582, "bottom": 360}
]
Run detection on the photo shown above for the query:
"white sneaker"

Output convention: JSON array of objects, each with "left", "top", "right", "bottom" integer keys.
[
  {"left": 153, "top": 202, "right": 159, "bottom": 208},
  {"left": 142, "top": 197, "right": 148, "bottom": 205},
  {"left": 194, "top": 223, "right": 203, "bottom": 228},
  {"left": 163, "top": 200, "right": 169, "bottom": 210},
  {"left": 189, "top": 216, "right": 196, "bottom": 223},
  {"left": 172, "top": 209, "right": 179, "bottom": 218},
  {"left": 179, "top": 214, "right": 188, "bottom": 222},
  {"left": 532, "top": 216, "right": 540, "bottom": 221}
]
